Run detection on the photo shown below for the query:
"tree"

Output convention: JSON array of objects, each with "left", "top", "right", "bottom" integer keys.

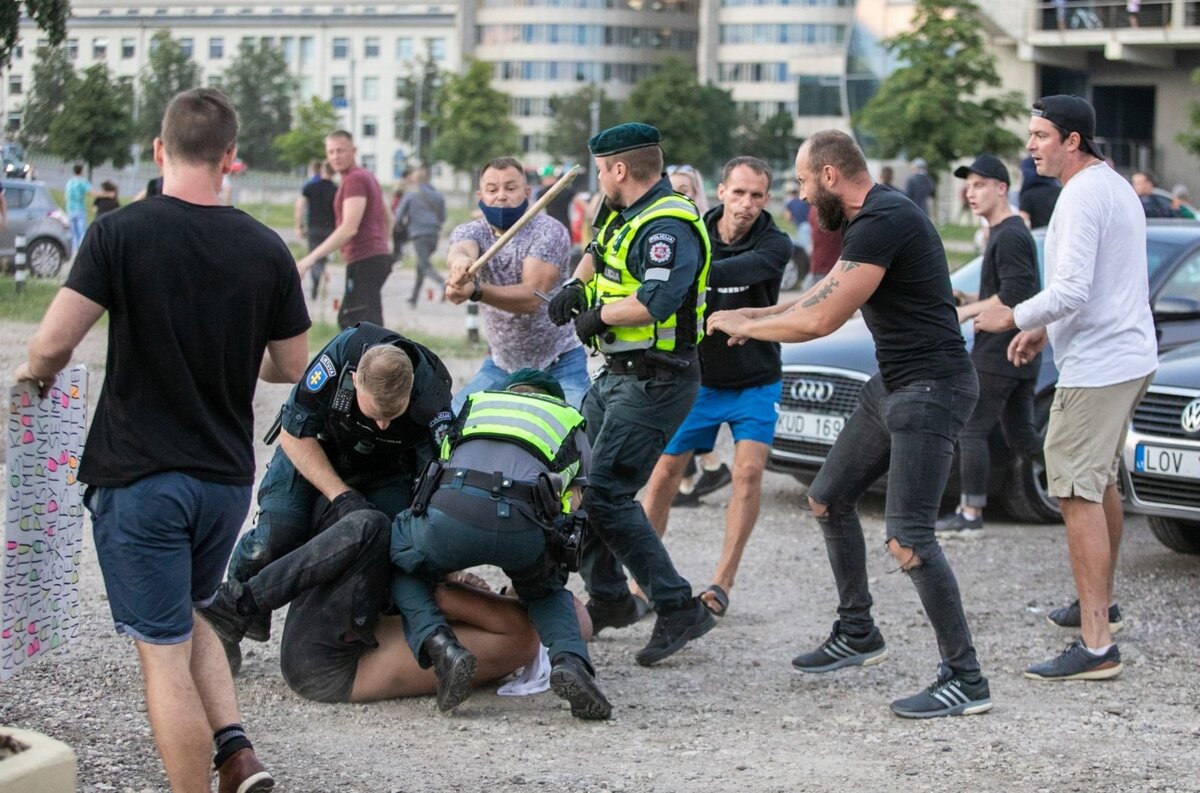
[
  {"left": 274, "top": 97, "right": 341, "bottom": 168},
  {"left": 394, "top": 54, "right": 444, "bottom": 162},
  {"left": 733, "top": 111, "right": 800, "bottom": 171},
  {"left": 47, "top": 63, "right": 135, "bottom": 177},
  {"left": 17, "top": 45, "right": 76, "bottom": 150},
  {"left": 546, "top": 85, "right": 623, "bottom": 170},
  {"left": 623, "top": 57, "right": 736, "bottom": 172},
  {"left": 429, "top": 59, "right": 518, "bottom": 175},
  {"left": 138, "top": 30, "right": 201, "bottom": 153},
  {"left": 1, "top": 0, "right": 69, "bottom": 71},
  {"left": 1178, "top": 68, "right": 1200, "bottom": 160},
  {"left": 853, "top": 0, "right": 1026, "bottom": 174},
  {"left": 222, "top": 40, "right": 296, "bottom": 170}
]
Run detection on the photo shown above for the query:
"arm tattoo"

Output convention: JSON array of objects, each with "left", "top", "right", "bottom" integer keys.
[
  {"left": 801, "top": 277, "right": 839, "bottom": 308},
  {"left": 840, "top": 260, "right": 866, "bottom": 272}
]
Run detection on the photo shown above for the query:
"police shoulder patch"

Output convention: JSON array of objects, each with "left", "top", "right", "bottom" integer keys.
[
  {"left": 647, "top": 232, "right": 676, "bottom": 245},
  {"left": 429, "top": 410, "right": 454, "bottom": 446},
  {"left": 305, "top": 363, "right": 330, "bottom": 392},
  {"left": 648, "top": 239, "right": 674, "bottom": 264},
  {"left": 318, "top": 354, "right": 337, "bottom": 378}
]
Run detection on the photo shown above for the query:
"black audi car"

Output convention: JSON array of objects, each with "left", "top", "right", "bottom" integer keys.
[
  {"left": 1122, "top": 340, "right": 1200, "bottom": 555},
  {"left": 769, "top": 219, "right": 1200, "bottom": 524}
]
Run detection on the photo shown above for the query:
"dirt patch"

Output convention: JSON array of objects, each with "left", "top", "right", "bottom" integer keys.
[{"left": 3, "top": 319, "right": 1200, "bottom": 792}]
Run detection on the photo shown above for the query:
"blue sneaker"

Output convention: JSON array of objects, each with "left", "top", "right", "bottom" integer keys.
[
  {"left": 791, "top": 620, "right": 888, "bottom": 673},
  {"left": 890, "top": 664, "right": 993, "bottom": 719},
  {"left": 1025, "top": 638, "right": 1122, "bottom": 681}
]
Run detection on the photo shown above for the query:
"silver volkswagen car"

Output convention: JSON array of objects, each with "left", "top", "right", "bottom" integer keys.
[
  {"left": 1, "top": 178, "right": 72, "bottom": 277},
  {"left": 1122, "top": 340, "right": 1200, "bottom": 555}
]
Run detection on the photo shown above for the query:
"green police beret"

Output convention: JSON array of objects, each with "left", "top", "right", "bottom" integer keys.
[
  {"left": 588, "top": 123, "right": 662, "bottom": 157},
  {"left": 502, "top": 368, "right": 566, "bottom": 401}
]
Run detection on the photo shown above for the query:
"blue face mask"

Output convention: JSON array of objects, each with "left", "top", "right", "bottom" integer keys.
[{"left": 479, "top": 198, "right": 528, "bottom": 231}]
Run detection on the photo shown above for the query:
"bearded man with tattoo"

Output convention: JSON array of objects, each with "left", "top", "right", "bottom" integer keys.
[{"left": 708, "top": 130, "right": 991, "bottom": 720}]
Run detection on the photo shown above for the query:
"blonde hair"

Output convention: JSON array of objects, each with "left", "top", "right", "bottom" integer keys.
[{"left": 357, "top": 346, "right": 414, "bottom": 416}]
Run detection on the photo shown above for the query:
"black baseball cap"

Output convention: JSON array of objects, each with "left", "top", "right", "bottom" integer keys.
[
  {"left": 1032, "top": 95, "right": 1104, "bottom": 159},
  {"left": 954, "top": 154, "right": 1009, "bottom": 185}
]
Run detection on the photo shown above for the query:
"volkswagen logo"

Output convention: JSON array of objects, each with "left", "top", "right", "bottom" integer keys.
[
  {"left": 790, "top": 378, "right": 835, "bottom": 403},
  {"left": 1181, "top": 398, "right": 1200, "bottom": 434}
]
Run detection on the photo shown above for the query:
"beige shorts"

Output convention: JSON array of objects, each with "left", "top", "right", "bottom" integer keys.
[{"left": 1044, "top": 373, "right": 1153, "bottom": 503}]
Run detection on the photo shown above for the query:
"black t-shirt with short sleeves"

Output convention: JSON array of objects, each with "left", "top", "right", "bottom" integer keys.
[
  {"left": 839, "top": 184, "right": 971, "bottom": 388},
  {"left": 66, "top": 195, "right": 311, "bottom": 487},
  {"left": 302, "top": 178, "right": 338, "bottom": 231},
  {"left": 972, "top": 215, "right": 1041, "bottom": 379}
]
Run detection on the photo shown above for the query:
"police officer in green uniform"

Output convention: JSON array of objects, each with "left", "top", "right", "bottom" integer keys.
[
  {"left": 212, "top": 321, "right": 453, "bottom": 670},
  {"left": 548, "top": 122, "right": 716, "bottom": 666},
  {"left": 388, "top": 369, "right": 610, "bottom": 719}
]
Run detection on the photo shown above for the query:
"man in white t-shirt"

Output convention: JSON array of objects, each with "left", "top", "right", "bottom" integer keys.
[{"left": 976, "top": 95, "right": 1156, "bottom": 682}]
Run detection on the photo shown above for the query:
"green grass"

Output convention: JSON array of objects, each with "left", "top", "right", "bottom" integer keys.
[
  {"left": 240, "top": 202, "right": 296, "bottom": 229},
  {"left": 946, "top": 249, "right": 976, "bottom": 270},
  {"left": 937, "top": 224, "right": 980, "bottom": 243},
  {"left": 0, "top": 276, "right": 60, "bottom": 323},
  {"left": 307, "top": 319, "right": 484, "bottom": 359}
]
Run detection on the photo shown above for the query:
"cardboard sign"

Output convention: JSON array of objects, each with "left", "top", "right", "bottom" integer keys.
[{"left": 2, "top": 367, "right": 87, "bottom": 680}]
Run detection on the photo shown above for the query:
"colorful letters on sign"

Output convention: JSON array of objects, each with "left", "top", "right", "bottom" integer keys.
[{"left": 2, "top": 367, "right": 88, "bottom": 680}]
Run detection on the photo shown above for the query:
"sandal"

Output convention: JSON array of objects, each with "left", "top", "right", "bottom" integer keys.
[{"left": 700, "top": 584, "right": 729, "bottom": 617}]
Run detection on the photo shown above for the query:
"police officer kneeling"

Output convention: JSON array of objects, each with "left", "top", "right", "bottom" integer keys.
[
  {"left": 389, "top": 369, "right": 610, "bottom": 719},
  {"left": 210, "top": 321, "right": 452, "bottom": 671}
]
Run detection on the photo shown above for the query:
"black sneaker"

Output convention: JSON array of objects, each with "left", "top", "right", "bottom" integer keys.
[
  {"left": 1046, "top": 599, "right": 1123, "bottom": 634},
  {"left": 549, "top": 653, "right": 612, "bottom": 720},
  {"left": 934, "top": 510, "right": 985, "bottom": 538},
  {"left": 693, "top": 463, "right": 732, "bottom": 497},
  {"left": 1024, "top": 638, "right": 1122, "bottom": 681},
  {"left": 890, "top": 664, "right": 993, "bottom": 719},
  {"left": 634, "top": 597, "right": 716, "bottom": 666},
  {"left": 672, "top": 488, "right": 702, "bottom": 508},
  {"left": 791, "top": 620, "right": 888, "bottom": 673},
  {"left": 586, "top": 594, "right": 650, "bottom": 636},
  {"left": 199, "top": 582, "right": 251, "bottom": 676}
]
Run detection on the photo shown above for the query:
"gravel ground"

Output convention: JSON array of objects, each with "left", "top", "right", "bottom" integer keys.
[{"left": 3, "top": 274, "right": 1200, "bottom": 791}]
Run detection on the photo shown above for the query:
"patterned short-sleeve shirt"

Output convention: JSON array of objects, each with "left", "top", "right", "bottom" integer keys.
[{"left": 449, "top": 214, "right": 580, "bottom": 371}]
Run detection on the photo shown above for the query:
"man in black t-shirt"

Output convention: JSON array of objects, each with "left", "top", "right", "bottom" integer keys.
[
  {"left": 640, "top": 156, "right": 792, "bottom": 618},
  {"left": 938, "top": 155, "right": 1042, "bottom": 538},
  {"left": 15, "top": 89, "right": 310, "bottom": 793},
  {"left": 709, "top": 130, "right": 991, "bottom": 720},
  {"left": 295, "top": 160, "right": 339, "bottom": 298}
]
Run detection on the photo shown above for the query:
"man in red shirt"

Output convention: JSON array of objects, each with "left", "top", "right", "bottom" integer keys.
[
  {"left": 298, "top": 130, "right": 394, "bottom": 328},
  {"left": 802, "top": 203, "right": 842, "bottom": 290}
]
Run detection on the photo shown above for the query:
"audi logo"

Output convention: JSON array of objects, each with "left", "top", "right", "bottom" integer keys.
[
  {"left": 790, "top": 378, "right": 835, "bottom": 403},
  {"left": 1181, "top": 398, "right": 1200, "bottom": 434}
]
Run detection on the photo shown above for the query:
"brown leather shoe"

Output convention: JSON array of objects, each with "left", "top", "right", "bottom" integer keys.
[{"left": 218, "top": 748, "right": 274, "bottom": 793}]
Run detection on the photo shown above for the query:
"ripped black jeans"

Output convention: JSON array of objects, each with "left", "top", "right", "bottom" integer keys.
[{"left": 808, "top": 370, "right": 981, "bottom": 677}]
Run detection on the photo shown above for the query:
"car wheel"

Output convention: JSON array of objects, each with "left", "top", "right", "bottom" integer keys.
[
  {"left": 999, "top": 393, "right": 1061, "bottom": 524},
  {"left": 1147, "top": 516, "right": 1200, "bottom": 555},
  {"left": 27, "top": 238, "right": 65, "bottom": 278}
]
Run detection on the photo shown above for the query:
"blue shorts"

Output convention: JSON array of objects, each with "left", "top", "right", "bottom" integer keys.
[
  {"left": 86, "top": 472, "right": 252, "bottom": 644},
  {"left": 663, "top": 381, "right": 782, "bottom": 455}
]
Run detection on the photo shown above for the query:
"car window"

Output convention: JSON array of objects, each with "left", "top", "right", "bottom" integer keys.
[
  {"left": 1155, "top": 250, "right": 1200, "bottom": 313},
  {"left": 1147, "top": 240, "right": 1185, "bottom": 281},
  {"left": 4, "top": 186, "right": 34, "bottom": 209}
]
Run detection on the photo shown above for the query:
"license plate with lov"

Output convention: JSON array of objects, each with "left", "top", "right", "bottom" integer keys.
[{"left": 1135, "top": 444, "right": 1200, "bottom": 480}]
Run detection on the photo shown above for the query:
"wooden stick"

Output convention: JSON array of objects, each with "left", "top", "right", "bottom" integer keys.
[{"left": 466, "top": 164, "right": 582, "bottom": 278}]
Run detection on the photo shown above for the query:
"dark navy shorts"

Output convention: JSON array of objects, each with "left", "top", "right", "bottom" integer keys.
[
  {"left": 663, "top": 380, "right": 782, "bottom": 455},
  {"left": 86, "top": 472, "right": 252, "bottom": 644}
]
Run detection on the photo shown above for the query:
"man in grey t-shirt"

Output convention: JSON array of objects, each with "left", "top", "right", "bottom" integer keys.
[
  {"left": 396, "top": 167, "right": 447, "bottom": 307},
  {"left": 443, "top": 156, "right": 588, "bottom": 409}
]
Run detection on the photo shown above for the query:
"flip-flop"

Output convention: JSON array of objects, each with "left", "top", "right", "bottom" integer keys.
[{"left": 701, "top": 584, "right": 729, "bottom": 617}]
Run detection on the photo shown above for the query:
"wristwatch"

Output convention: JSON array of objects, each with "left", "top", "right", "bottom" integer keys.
[{"left": 469, "top": 280, "right": 483, "bottom": 302}]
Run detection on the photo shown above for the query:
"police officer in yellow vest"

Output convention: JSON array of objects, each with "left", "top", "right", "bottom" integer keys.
[
  {"left": 388, "top": 369, "right": 611, "bottom": 719},
  {"left": 548, "top": 122, "right": 716, "bottom": 666}
]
